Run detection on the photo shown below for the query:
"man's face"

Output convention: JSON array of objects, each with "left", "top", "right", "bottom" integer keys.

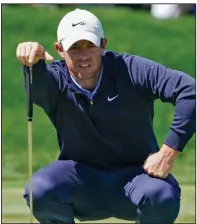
[{"left": 63, "top": 40, "right": 105, "bottom": 80}]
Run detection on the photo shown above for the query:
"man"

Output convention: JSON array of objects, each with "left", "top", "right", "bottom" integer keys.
[{"left": 16, "top": 8, "right": 195, "bottom": 224}]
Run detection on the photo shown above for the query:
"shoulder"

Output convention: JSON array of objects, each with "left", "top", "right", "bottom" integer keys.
[
  {"left": 103, "top": 50, "right": 159, "bottom": 66},
  {"left": 102, "top": 51, "right": 161, "bottom": 86},
  {"left": 102, "top": 50, "right": 145, "bottom": 69},
  {"left": 45, "top": 60, "right": 69, "bottom": 89},
  {"left": 47, "top": 60, "right": 67, "bottom": 73},
  {"left": 102, "top": 50, "right": 135, "bottom": 61},
  {"left": 47, "top": 59, "right": 69, "bottom": 79}
]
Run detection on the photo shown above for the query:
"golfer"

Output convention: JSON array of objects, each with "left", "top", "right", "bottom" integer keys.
[{"left": 16, "top": 9, "right": 195, "bottom": 224}]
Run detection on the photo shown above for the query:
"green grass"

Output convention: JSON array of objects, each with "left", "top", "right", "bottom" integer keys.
[
  {"left": 2, "top": 4, "right": 195, "bottom": 185},
  {"left": 2, "top": 185, "right": 195, "bottom": 223}
]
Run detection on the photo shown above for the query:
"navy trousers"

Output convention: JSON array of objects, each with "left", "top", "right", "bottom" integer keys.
[{"left": 24, "top": 160, "right": 181, "bottom": 223}]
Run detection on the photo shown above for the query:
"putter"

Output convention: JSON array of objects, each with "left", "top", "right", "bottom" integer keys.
[{"left": 26, "top": 66, "right": 33, "bottom": 223}]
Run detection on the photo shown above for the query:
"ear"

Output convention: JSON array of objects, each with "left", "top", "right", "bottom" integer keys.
[
  {"left": 101, "top": 38, "right": 107, "bottom": 49},
  {"left": 55, "top": 42, "right": 64, "bottom": 58}
]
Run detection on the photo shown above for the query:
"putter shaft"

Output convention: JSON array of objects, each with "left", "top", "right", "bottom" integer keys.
[
  {"left": 28, "top": 121, "right": 33, "bottom": 223},
  {"left": 26, "top": 66, "right": 33, "bottom": 223}
]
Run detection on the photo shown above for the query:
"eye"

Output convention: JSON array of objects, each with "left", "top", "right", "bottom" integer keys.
[
  {"left": 88, "top": 44, "right": 95, "bottom": 48},
  {"left": 70, "top": 46, "right": 78, "bottom": 50}
]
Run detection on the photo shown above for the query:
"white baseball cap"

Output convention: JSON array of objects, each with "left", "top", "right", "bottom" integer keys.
[{"left": 57, "top": 9, "right": 104, "bottom": 51}]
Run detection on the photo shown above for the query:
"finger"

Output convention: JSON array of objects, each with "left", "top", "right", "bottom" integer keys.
[
  {"left": 29, "top": 43, "right": 39, "bottom": 64},
  {"left": 152, "top": 173, "right": 162, "bottom": 178},
  {"left": 142, "top": 160, "right": 147, "bottom": 169},
  {"left": 151, "top": 170, "right": 168, "bottom": 179},
  {"left": 143, "top": 153, "right": 154, "bottom": 169},
  {"left": 147, "top": 172, "right": 154, "bottom": 177},
  {"left": 20, "top": 43, "right": 28, "bottom": 65},
  {"left": 158, "top": 172, "right": 169, "bottom": 179},
  {"left": 16, "top": 43, "right": 21, "bottom": 59},
  {"left": 145, "top": 168, "right": 154, "bottom": 176},
  {"left": 25, "top": 42, "right": 33, "bottom": 64},
  {"left": 17, "top": 45, "right": 28, "bottom": 66},
  {"left": 163, "top": 173, "right": 169, "bottom": 178},
  {"left": 154, "top": 174, "right": 165, "bottom": 179},
  {"left": 143, "top": 161, "right": 149, "bottom": 170},
  {"left": 45, "top": 51, "right": 54, "bottom": 62}
]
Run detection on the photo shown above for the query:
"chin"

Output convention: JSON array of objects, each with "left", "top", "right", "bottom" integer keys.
[{"left": 77, "top": 72, "right": 96, "bottom": 80}]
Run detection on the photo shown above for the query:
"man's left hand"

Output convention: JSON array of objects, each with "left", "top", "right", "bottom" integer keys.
[{"left": 143, "top": 144, "right": 179, "bottom": 179}]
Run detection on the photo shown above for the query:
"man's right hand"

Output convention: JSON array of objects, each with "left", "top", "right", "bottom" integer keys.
[{"left": 16, "top": 42, "right": 54, "bottom": 66}]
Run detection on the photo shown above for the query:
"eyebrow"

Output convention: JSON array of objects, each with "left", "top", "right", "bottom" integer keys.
[{"left": 71, "top": 42, "right": 95, "bottom": 48}]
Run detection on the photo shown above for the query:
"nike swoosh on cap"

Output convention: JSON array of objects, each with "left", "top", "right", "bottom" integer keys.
[{"left": 72, "top": 21, "right": 86, "bottom": 27}]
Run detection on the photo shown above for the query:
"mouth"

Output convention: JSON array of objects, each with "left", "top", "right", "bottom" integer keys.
[{"left": 78, "top": 64, "right": 91, "bottom": 68}]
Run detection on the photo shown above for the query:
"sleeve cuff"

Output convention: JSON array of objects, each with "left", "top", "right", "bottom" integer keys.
[{"left": 164, "top": 129, "right": 185, "bottom": 152}]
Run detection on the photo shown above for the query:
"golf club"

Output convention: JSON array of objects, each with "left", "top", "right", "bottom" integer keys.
[{"left": 25, "top": 66, "right": 33, "bottom": 223}]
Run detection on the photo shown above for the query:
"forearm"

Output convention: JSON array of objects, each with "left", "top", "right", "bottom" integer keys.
[
  {"left": 159, "top": 144, "right": 180, "bottom": 162},
  {"left": 164, "top": 96, "right": 195, "bottom": 151}
]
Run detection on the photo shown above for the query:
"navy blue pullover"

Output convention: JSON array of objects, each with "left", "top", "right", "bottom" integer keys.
[{"left": 23, "top": 51, "right": 196, "bottom": 170}]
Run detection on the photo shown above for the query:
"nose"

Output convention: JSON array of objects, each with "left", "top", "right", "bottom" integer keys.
[{"left": 77, "top": 49, "right": 91, "bottom": 60}]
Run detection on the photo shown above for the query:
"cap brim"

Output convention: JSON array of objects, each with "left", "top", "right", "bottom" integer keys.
[{"left": 61, "top": 31, "right": 101, "bottom": 51}]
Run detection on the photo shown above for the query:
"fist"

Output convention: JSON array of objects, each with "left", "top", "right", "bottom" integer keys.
[
  {"left": 16, "top": 42, "right": 54, "bottom": 66},
  {"left": 143, "top": 151, "right": 174, "bottom": 179}
]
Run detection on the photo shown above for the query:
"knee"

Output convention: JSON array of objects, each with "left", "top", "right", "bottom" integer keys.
[
  {"left": 23, "top": 160, "right": 77, "bottom": 214},
  {"left": 142, "top": 180, "right": 180, "bottom": 218},
  {"left": 23, "top": 175, "right": 75, "bottom": 223},
  {"left": 145, "top": 181, "right": 180, "bottom": 205}
]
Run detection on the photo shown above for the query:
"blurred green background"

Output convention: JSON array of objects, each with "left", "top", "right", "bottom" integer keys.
[{"left": 2, "top": 4, "right": 196, "bottom": 223}]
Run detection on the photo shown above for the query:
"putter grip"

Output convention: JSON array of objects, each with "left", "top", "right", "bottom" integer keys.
[{"left": 26, "top": 67, "right": 33, "bottom": 121}]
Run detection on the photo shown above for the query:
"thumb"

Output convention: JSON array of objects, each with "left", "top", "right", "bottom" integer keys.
[
  {"left": 44, "top": 51, "right": 54, "bottom": 62},
  {"left": 143, "top": 153, "right": 155, "bottom": 169}
]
